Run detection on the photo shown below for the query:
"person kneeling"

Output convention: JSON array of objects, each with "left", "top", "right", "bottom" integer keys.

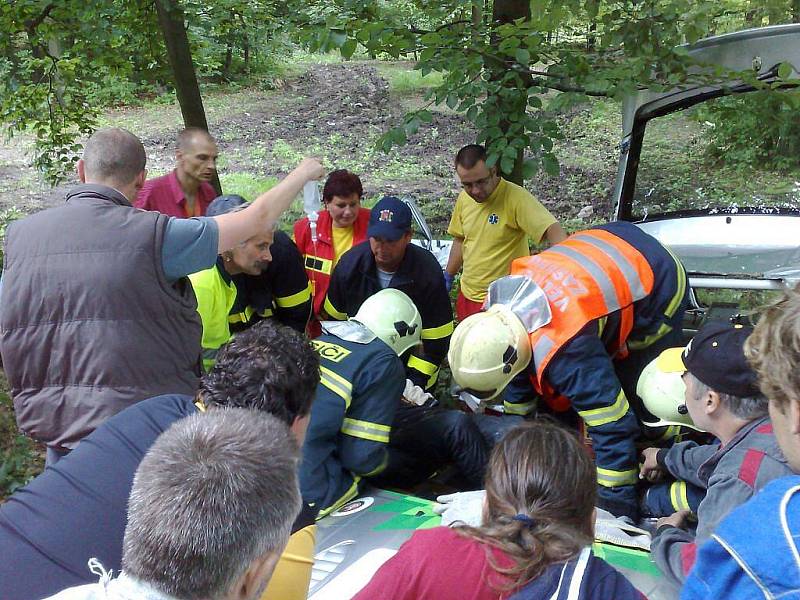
[{"left": 639, "top": 322, "right": 791, "bottom": 587}]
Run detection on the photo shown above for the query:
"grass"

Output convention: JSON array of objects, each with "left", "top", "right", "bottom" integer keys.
[
  {"left": 219, "top": 173, "right": 278, "bottom": 201},
  {"left": 0, "top": 376, "right": 44, "bottom": 500},
  {"left": 555, "top": 98, "right": 621, "bottom": 173},
  {"left": 374, "top": 63, "right": 444, "bottom": 95},
  {"left": 5, "top": 57, "right": 800, "bottom": 494},
  {"left": 97, "top": 87, "right": 282, "bottom": 139},
  {"left": 282, "top": 49, "right": 346, "bottom": 78}
]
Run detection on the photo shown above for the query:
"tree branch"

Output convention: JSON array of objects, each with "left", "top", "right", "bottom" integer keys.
[
  {"left": 25, "top": 3, "right": 57, "bottom": 33},
  {"left": 409, "top": 19, "right": 473, "bottom": 35},
  {"left": 530, "top": 77, "right": 608, "bottom": 96}
]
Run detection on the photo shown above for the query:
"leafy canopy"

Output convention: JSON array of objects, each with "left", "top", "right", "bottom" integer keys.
[
  {"left": 1, "top": 0, "right": 799, "bottom": 183},
  {"left": 299, "top": 0, "right": 800, "bottom": 180}
]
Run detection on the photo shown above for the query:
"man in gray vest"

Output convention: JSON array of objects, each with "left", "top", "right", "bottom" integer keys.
[{"left": 0, "top": 127, "right": 324, "bottom": 464}]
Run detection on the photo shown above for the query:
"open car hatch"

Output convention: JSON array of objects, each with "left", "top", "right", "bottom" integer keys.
[{"left": 613, "top": 24, "right": 800, "bottom": 291}]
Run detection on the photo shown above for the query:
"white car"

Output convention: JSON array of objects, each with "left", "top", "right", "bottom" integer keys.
[{"left": 613, "top": 24, "right": 800, "bottom": 323}]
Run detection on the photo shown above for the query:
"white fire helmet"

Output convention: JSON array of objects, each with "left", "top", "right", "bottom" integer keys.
[
  {"left": 637, "top": 348, "right": 704, "bottom": 431},
  {"left": 352, "top": 288, "right": 422, "bottom": 356},
  {"left": 448, "top": 304, "right": 533, "bottom": 402}
]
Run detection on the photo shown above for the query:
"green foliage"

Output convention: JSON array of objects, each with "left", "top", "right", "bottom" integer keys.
[
  {"left": 0, "top": 1, "right": 165, "bottom": 183},
  {"left": 297, "top": 0, "right": 797, "bottom": 184},
  {"left": 0, "top": 379, "right": 43, "bottom": 500},
  {"left": 694, "top": 288, "right": 782, "bottom": 313},
  {"left": 0, "top": 205, "right": 24, "bottom": 271},
  {"left": 3, "top": 0, "right": 800, "bottom": 185},
  {"left": 695, "top": 90, "right": 800, "bottom": 171},
  {"left": 0, "top": 1, "right": 298, "bottom": 184}
]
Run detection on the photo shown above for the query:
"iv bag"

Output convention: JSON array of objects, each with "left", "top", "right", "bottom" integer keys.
[{"left": 303, "top": 181, "right": 320, "bottom": 215}]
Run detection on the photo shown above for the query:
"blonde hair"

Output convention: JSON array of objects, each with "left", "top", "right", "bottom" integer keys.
[
  {"left": 456, "top": 421, "right": 595, "bottom": 590},
  {"left": 745, "top": 287, "right": 800, "bottom": 410}
]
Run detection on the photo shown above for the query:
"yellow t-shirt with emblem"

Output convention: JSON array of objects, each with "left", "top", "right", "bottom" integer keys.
[
  {"left": 331, "top": 225, "right": 355, "bottom": 268},
  {"left": 447, "top": 178, "right": 556, "bottom": 302}
]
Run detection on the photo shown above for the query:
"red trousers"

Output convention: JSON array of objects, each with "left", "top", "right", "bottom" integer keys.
[{"left": 456, "top": 290, "right": 484, "bottom": 322}]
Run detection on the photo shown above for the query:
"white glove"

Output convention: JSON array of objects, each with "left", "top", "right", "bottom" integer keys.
[
  {"left": 402, "top": 379, "right": 433, "bottom": 406},
  {"left": 432, "top": 490, "right": 486, "bottom": 527}
]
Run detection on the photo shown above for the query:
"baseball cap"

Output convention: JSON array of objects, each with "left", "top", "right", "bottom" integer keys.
[
  {"left": 206, "top": 194, "right": 247, "bottom": 217},
  {"left": 657, "top": 321, "right": 759, "bottom": 397},
  {"left": 367, "top": 196, "right": 412, "bottom": 241}
]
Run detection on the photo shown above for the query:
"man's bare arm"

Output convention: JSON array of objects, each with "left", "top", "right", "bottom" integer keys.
[
  {"left": 446, "top": 237, "right": 464, "bottom": 276},
  {"left": 213, "top": 158, "right": 324, "bottom": 252},
  {"left": 544, "top": 222, "right": 568, "bottom": 245}
]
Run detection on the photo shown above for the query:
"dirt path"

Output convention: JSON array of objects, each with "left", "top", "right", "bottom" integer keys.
[{"left": 0, "top": 62, "right": 619, "bottom": 229}]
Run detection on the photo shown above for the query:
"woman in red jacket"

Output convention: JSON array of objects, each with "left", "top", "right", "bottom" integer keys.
[
  {"left": 354, "top": 421, "right": 645, "bottom": 600},
  {"left": 293, "top": 169, "right": 370, "bottom": 333}
]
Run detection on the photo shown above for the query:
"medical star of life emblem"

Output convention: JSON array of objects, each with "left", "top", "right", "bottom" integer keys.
[
  {"left": 379, "top": 209, "right": 394, "bottom": 222},
  {"left": 488, "top": 213, "right": 499, "bottom": 225}
]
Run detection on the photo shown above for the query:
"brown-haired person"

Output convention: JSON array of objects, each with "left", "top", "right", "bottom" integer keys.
[
  {"left": 446, "top": 144, "right": 567, "bottom": 321},
  {"left": 293, "top": 169, "right": 370, "bottom": 330},
  {"left": 353, "top": 422, "right": 644, "bottom": 600}
]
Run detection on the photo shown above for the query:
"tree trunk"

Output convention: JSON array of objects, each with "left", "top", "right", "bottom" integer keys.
[
  {"left": 793, "top": 0, "right": 800, "bottom": 23},
  {"left": 155, "top": 0, "right": 221, "bottom": 195},
  {"left": 491, "top": 0, "right": 531, "bottom": 185},
  {"left": 586, "top": 0, "right": 600, "bottom": 50},
  {"left": 472, "top": 0, "right": 482, "bottom": 41},
  {"left": 223, "top": 42, "right": 233, "bottom": 79}
]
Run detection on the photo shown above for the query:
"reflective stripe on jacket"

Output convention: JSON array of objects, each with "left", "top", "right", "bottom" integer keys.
[
  {"left": 300, "top": 333, "right": 405, "bottom": 517},
  {"left": 511, "top": 226, "right": 655, "bottom": 385},
  {"left": 504, "top": 222, "right": 690, "bottom": 514},
  {"left": 294, "top": 209, "right": 370, "bottom": 317},
  {"left": 233, "top": 230, "right": 311, "bottom": 334},
  {"left": 324, "top": 241, "right": 454, "bottom": 390},
  {"left": 190, "top": 232, "right": 312, "bottom": 371}
]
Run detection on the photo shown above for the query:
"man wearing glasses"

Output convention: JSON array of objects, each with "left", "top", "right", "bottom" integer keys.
[{"left": 445, "top": 144, "right": 566, "bottom": 321}]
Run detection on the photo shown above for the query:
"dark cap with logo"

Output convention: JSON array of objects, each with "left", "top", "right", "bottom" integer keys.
[
  {"left": 368, "top": 196, "right": 412, "bottom": 241},
  {"left": 659, "top": 321, "right": 760, "bottom": 397},
  {"left": 206, "top": 194, "right": 247, "bottom": 217}
]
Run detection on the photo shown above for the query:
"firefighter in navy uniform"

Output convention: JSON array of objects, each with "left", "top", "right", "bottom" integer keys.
[
  {"left": 300, "top": 289, "right": 420, "bottom": 517},
  {"left": 189, "top": 195, "right": 312, "bottom": 370},
  {"left": 448, "top": 221, "right": 690, "bottom": 520},
  {"left": 323, "top": 196, "right": 453, "bottom": 391}
]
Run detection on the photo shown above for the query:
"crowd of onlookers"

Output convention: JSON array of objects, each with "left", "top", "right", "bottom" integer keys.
[{"left": 0, "top": 125, "right": 797, "bottom": 600}]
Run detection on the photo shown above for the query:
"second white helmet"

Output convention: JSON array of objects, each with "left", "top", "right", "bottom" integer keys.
[
  {"left": 353, "top": 288, "right": 422, "bottom": 356},
  {"left": 448, "top": 304, "right": 532, "bottom": 401},
  {"left": 637, "top": 348, "right": 703, "bottom": 431}
]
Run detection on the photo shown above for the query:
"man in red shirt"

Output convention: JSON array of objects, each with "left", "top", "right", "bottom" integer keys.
[{"left": 135, "top": 127, "right": 219, "bottom": 217}]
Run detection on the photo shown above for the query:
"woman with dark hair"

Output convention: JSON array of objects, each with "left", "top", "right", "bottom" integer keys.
[
  {"left": 293, "top": 169, "right": 370, "bottom": 330},
  {"left": 353, "top": 421, "right": 644, "bottom": 600}
]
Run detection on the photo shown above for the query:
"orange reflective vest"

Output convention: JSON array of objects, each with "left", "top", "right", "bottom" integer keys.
[{"left": 510, "top": 228, "right": 655, "bottom": 410}]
